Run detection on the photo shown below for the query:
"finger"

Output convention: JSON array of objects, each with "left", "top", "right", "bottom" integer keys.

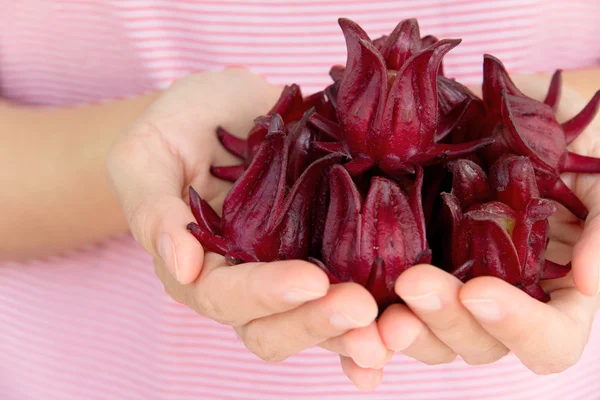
[
  {"left": 157, "top": 254, "right": 330, "bottom": 326},
  {"left": 236, "top": 283, "right": 378, "bottom": 362},
  {"left": 320, "top": 322, "right": 393, "bottom": 369},
  {"left": 572, "top": 208, "right": 600, "bottom": 296},
  {"left": 569, "top": 117, "right": 600, "bottom": 296},
  {"left": 460, "top": 276, "right": 597, "bottom": 374},
  {"left": 146, "top": 68, "right": 284, "bottom": 144},
  {"left": 378, "top": 303, "right": 456, "bottom": 365},
  {"left": 107, "top": 123, "right": 203, "bottom": 284},
  {"left": 339, "top": 356, "right": 383, "bottom": 392},
  {"left": 396, "top": 265, "right": 508, "bottom": 365}
]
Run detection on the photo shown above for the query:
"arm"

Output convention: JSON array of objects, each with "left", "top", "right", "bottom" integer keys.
[{"left": 0, "top": 92, "right": 160, "bottom": 261}]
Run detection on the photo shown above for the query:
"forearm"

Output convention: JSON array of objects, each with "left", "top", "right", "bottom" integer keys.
[{"left": 0, "top": 92, "right": 160, "bottom": 261}]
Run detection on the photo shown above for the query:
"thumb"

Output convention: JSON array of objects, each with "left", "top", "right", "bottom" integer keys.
[
  {"left": 572, "top": 200, "right": 600, "bottom": 296},
  {"left": 460, "top": 277, "right": 593, "bottom": 375},
  {"left": 107, "top": 121, "right": 203, "bottom": 284}
]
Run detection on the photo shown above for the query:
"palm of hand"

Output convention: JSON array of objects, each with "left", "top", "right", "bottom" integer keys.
[{"left": 141, "top": 71, "right": 282, "bottom": 215}]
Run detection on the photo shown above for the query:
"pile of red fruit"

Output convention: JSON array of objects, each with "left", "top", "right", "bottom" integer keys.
[{"left": 187, "top": 18, "right": 600, "bottom": 311}]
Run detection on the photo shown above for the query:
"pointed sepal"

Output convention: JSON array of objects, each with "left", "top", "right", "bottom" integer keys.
[
  {"left": 543, "top": 70, "right": 562, "bottom": 112},
  {"left": 482, "top": 54, "right": 525, "bottom": 110},
  {"left": 189, "top": 186, "right": 222, "bottom": 235},
  {"left": 562, "top": 91, "right": 600, "bottom": 144},
  {"left": 210, "top": 165, "right": 245, "bottom": 182}
]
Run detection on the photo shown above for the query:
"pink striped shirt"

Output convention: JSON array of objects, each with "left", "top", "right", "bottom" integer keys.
[{"left": 1, "top": 1, "right": 600, "bottom": 399}]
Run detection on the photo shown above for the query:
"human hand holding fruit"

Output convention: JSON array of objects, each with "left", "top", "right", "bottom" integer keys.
[
  {"left": 106, "top": 68, "right": 394, "bottom": 391},
  {"left": 108, "top": 17, "right": 600, "bottom": 393}
]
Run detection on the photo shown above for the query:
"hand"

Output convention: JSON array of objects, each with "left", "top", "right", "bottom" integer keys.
[
  {"left": 106, "top": 69, "right": 391, "bottom": 390},
  {"left": 374, "top": 73, "right": 600, "bottom": 374}
]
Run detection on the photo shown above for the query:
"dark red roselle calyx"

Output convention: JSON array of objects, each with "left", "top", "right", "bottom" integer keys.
[
  {"left": 434, "top": 158, "right": 491, "bottom": 268},
  {"left": 187, "top": 115, "right": 342, "bottom": 264},
  {"left": 331, "top": 20, "right": 479, "bottom": 151},
  {"left": 442, "top": 155, "right": 570, "bottom": 302},
  {"left": 212, "top": 83, "right": 338, "bottom": 183},
  {"left": 422, "top": 75, "right": 487, "bottom": 230},
  {"left": 311, "top": 18, "right": 493, "bottom": 176},
  {"left": 437, "top": 76, "right": 482, "bottom": 116},
  {"left": 329, "top": 18, "right": 444, "bottom": 81},
  {"left": 436, "top": 76, "right": 487, "bottom": 146},
  {"left": 313, "top": 165, "right": 432, "bottom": 310},
  {"left": 480, "top": 55, "right": 600, "bottom": 219},
  {"left": 285, "top": 111, "right": 320, "bottom": 186}
]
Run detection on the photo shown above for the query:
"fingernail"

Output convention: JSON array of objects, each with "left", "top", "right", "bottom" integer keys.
[
  {"left": 462, "top": 299, "right": 502, "bottom": 322},
  {"left": 283, "top": 289, "right": 326, "bottom": 304},
  {"left": 390, "top": 329, "right": 420, "bottom": 352},
  {"left": 330, "top": 312, "right": 369, "bottom": 330},
  {"left": 353, "top": 359, "right": 371, "bottom": 369},
  {"left": 403, "top": 291, "right": 442, "bottom": 312},
  {"left": 355, "top": 350, "right": 391, "bottom": 370},
  {"left": 158, "top": 234, "right": 180, "bottom": 282}
]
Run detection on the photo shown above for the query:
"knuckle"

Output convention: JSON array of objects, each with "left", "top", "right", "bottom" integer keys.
[
  {"left": 420, "top": 351, "right": 457, "bottom": 366},
  {"left": 241, "top": 323, "right": 289, "bottom": 363},
  {"left": 162, "top": 285, "right": 185, "bottom": 306},
  {"left": 294, "top": 317, "right": 318, "bottom": 343},
  {"left": 191, "top": 291, "right": 230, "bottom": 325},
  {"left": 433, "top": 315, "right": 465, "bottom": 333},
  {"left": 462, "top": 341, "right": 509, "bottom": 366},
  {"left": 404, "top": 331, "right": 457, "bottom": 366},
  {"left": 530, "top": 348, "right": 583, "bottom": 375},
  {"left": 530, "top": 363, "right": 563, "bottom": 376},
  {"left": 439, "top": 352, "right": 458, "bottom": 365}
]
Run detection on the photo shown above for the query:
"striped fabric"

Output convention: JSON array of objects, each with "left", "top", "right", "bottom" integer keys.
[{"left": 1, "top": 1, "right": 600, "bottom": 399}]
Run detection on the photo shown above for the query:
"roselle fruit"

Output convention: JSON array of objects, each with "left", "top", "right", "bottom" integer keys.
[
  {"left": 442, "top": 156, "right": 570, "bottom": 301},
  {"left": 187, "top": 115, "right": 341, "bottom": 264},
  {"left": 329, "top": 18, "right": 443, "bottom": 81},
  {"left": 310, "top": 18, "right": 493, "bottom": 176},
  {"left": 436, "top": 76, "right": 487, "bottom": 147},
  {"left": 211, "top": 83, "right": 337, "bottom": 182},
  {"left": 187, "top": 17, "right": 599, "bottom": 312},
  {"left": 313, "top": 165, "right": 431, "bottom": 309},
  {"left": 480, "top": 55, "right": 600, "bottom": 219}
]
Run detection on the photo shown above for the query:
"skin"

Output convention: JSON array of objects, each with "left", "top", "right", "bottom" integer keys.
[
  {"left": 0, "top": 92, "right": 159, "bottom": 260},
  {"left": 2, "top": 67, "right": 600, "bottom": 392}
]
